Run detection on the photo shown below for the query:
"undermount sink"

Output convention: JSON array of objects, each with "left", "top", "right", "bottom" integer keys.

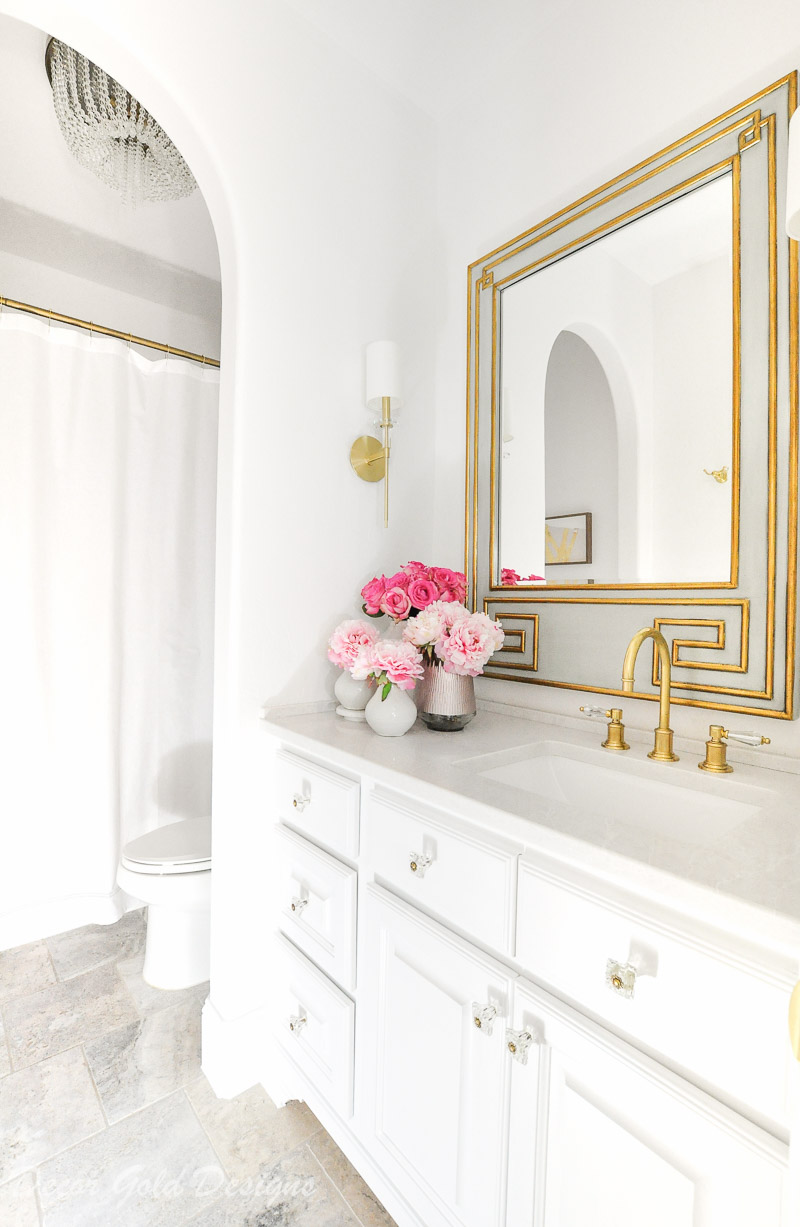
[{"left": 474, "top": 743, "right": 775, "bottom": 844}]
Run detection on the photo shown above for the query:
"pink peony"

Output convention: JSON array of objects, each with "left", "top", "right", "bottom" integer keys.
[
  {"left": 435, "top": 612, "right": 504, "bottom": 676},
  {"left": 402, "top": 605, "right": 446, "bottom": 649},
  {"left": 407, "top": 577, "right": 440, "bottom": 610},
  {"left": 361, "top": 575, "right": 387, "bottom": 616},
  {"left": 354, "top": 639, "right": 425, "bottom": 691},
  {"left": 380, "top": 586, "right": 413, "bottom": 621},
  {"left": 327, "top": 619, "right": 380, "bottom": 670}
]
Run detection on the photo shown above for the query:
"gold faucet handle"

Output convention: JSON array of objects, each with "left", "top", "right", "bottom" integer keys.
[
  {"left": 698, "top": 725, "right": 770, "bottom": 773},
  {"left": 580, "top": 706, "right": 629, "bottom": 751}
]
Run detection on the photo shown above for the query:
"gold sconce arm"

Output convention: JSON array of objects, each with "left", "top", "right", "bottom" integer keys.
[
  {"left": 349, "top": 395, "right": 394, "bottom": 527},
  {"left": 351, "top": 339, "right": 401, "bottom": 528}
]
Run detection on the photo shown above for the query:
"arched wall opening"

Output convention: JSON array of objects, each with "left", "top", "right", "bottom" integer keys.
[{"left": 0, "top": 5, "right": 232, "bottom": 958}]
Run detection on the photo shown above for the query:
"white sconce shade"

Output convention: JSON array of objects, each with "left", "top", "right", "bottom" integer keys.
[
  {"left": 366, "top": 340, "right": 402, "bottom": 409},
  {"left": 787, "top": 110, "right": 800, "bottom": 238}
]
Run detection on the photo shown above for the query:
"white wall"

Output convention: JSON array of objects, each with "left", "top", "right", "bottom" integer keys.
[
  {"left": 432, "top": 0, "right": 800, "bottom": 760},
  {"left": 0, "top": 204, "right": 221, "bottom": 359}
]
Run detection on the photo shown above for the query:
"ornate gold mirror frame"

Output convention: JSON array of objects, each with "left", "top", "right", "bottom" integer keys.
[{"left": 466, "top": 75, "right": 799, "bottom": 718}]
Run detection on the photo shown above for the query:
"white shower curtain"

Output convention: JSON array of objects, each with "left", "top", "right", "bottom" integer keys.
[{"left": 0, "top": 312, "right": 219, "bottom": 947}]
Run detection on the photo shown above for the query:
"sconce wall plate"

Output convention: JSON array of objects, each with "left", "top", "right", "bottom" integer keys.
[{"left": 350, "top": 435, "right": 387, "bottom": 482}]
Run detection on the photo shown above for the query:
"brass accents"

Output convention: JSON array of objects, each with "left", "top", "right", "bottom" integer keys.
[
  {"left": 0, "top": 294, "right": 219, "bottom": 367},
  {"left": 704, "top": 466, "right": 729, "bottom": 482},
  {"left": 603, "top": 709, "right": 629, "bottom": 751},
  {"left": 698, "top": 725, "right": 770, "bottom": 772},
  {"left": 482, "top": 606, "right": 539, "bottom": 671},
  {"left": 349, "top": 435, "right": 386, "bottom": 482},
  {"left": 790, "top": 982, "right": 800, "bottom": 1062},
  {"left": 466, "top": 75, "right": 798, "bottom": 718},
  {"left": 580, "top": 706, "right": 629, "bottom": 750},
  {"left": 738, "top": 110, "right": 762, "bottom": 150},
  {"left": 652, "top": 612, "right": 751, "bottom": 683},
  {"left": 621, "top": 628, "right": 679, "bottom": 762},
  {"left": 698, "top": 725, "right": 734, "bottom": 773}
]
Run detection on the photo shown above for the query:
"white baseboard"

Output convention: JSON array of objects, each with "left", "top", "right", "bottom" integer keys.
[
  {"left": 201, "top": 996, "right": 271, "bottom": 1099},
  {"left": 0, "top": 889, "right": 127, "bottom": 951}
]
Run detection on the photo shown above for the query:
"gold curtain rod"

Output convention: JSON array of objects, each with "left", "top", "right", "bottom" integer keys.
[{"left": 0, "top": 295, "right": 220, "bottom": 368}]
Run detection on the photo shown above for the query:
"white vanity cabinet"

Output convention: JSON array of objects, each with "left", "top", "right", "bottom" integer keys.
[
  {"left": 263, "top": 730, "right": 796, "bottom": 1227},
  {"left": 358, "top": 883, "right": 514, "bottom": 1227},
  {"left": 506, "top": 977, "right": 787, "bottom": 1227}
]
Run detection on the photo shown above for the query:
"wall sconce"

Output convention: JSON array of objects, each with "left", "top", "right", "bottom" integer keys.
[
  {"left": 786, "top": 109, "right": 800, "bottom": 237},
  {"left": 350, "top": 341, "right": 402, "bottom": 528}
]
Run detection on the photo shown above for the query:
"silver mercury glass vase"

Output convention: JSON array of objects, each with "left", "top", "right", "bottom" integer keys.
[{"left": 417, "top": 660, "right": 477, "bottom": 731}]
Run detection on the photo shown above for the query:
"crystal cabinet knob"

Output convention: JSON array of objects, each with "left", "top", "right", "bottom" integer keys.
[
  {"left": 292, "top": 794, "right": 310, "bottom": 811},
  {"left": 506, "top": 1027, "right": 535, "bottom": 1064},
  {"left": 409, "top": 851, "right": 433, "bottom": 878},
  {"left": 472, "top": 1002, "right": 499, "bottom": 1035},
  {"left": 606, "top": 958, "right": 637, "bottom": 999},
  {"left": 288, "top": 1014, "right": 307, "bottom": 1034},
  {"left": 290, "top": 896, "right": 308, "bottom": 915}
]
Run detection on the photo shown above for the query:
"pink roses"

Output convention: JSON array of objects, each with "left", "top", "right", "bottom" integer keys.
[
  {"left": 402, "top": 602, "right": 504, "bottom": 677},
  {"left": 361, "top": 561, "right": 467, "bottom": 622},
  {"left": 501, "top": 568, "right": 545, "bottom": 585}
]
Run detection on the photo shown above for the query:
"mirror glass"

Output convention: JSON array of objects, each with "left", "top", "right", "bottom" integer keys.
[{"left": 498, "top": 174, "right": 734, "bottom": 586}]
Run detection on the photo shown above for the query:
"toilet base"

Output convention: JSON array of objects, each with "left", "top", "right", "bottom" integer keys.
[{"left": 143, "top": 903, "right": 211, "bottom": 990}]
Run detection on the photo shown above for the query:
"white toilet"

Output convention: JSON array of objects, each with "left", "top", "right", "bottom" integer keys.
[{"left": 117, "top": 816, "right": 212, "bottom": 990}]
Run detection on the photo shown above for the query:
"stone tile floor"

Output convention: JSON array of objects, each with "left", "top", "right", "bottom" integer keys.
[{"left": 0, "top": 910, "right": 396, "bottom": 1227}]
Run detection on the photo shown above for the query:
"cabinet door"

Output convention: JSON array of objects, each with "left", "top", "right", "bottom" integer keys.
[
  {"left": 506, "top": 976, "right": 788, "bottom": 1227},
  {"left": 358, "top": 883, "right": 515, "bottom": 1227}
]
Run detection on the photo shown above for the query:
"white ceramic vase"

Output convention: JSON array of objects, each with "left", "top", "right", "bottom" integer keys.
[
  {"left": 334, "top": 670, "right": 373, "bottom": 721},
  {"left": 365, "top": 684, "right": 418, "bottom": 737}
]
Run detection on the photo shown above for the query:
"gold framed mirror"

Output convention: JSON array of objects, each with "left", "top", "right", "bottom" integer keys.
[{"left": 466, "top": 75, "right": 798, "bottom": 718}]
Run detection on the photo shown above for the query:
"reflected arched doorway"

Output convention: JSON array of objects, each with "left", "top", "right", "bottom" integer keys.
[{"left": 544, "top": 330, "right": 619, "bottom": 580}]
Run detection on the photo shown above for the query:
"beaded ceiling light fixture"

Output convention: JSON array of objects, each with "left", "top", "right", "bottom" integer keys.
[{"left": 45, "top": 37, "right": 197, "bottom": 207}]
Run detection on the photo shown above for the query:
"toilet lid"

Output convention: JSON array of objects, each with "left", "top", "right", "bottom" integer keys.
[{"left": 121, "top": 816, "right": 211, "bottom": 874}]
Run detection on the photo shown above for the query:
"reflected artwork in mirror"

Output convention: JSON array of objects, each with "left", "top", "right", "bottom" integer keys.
[
  {"left": 466, "top": 75, "right": 799, "bottom": 718},
  {"left": 499, "top": 176, "right": 734, "bottom": 586}
]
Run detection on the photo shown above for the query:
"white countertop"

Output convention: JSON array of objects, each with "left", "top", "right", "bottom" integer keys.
[{"left": 261, "top": 703, "right": 800, "bottom": 956}]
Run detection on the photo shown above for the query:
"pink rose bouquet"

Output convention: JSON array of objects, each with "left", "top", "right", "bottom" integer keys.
[
  {"left": 501, "top": 568, "right": 545, "bottom": 585},
  {"left": 402, "top": 601, "right": 504, "bottom": 677},
  {"left": 360, "top": 561, "right": 467, "bottom": 623},
  {"left": 352, "top": 639, "right": 425, "bottom": 700},
  {"left": 327, "top": 619, "right": 380, "bottom": 672}
]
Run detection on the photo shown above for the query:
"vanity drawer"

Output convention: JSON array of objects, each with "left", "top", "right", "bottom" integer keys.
[
  {"left": 516, "top": 853, "right": 795, "bottom": 1128},
  {"left": 274, "top": 748, "right": 359, "bottom": 858},
  {"left": 276, "top": 825, "right": 357, "bottom": 991},
  {"left": 364, "top": 788, "right": 520, "bottom": 955},
  {"left": 272, "top": 933, "right": 355, "bottom": 1118}
]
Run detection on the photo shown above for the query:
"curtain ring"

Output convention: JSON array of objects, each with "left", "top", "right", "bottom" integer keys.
[
  {"left": 127, "top": 332, "right": 133, "bottom": 352},
  {"left": 48, "top": 308, "right": 54, "bottom": 333}
]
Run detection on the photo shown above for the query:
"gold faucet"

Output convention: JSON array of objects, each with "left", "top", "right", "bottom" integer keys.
[{"left": 621, "top": 627, "right": 679, "bottom": 762}]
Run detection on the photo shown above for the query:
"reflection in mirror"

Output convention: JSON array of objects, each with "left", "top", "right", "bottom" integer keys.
[{"left": 498, "top": 174, "right": 734, "bottom": 586}]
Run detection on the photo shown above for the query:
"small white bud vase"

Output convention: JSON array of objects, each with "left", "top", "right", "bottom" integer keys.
[
  {"left": 334, "top": 670, "right": 373, "bottom": 721},
  {"left": 365, "top": 685, "right": 418, "bottom": 737}
]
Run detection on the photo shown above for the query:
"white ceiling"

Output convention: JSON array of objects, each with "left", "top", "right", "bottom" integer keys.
[
  {"left": 0, "top": 13, "right": 221, "bottom": 282},
  {"left": 282, "top": 0, "right": 555, "bottom": 119}
]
